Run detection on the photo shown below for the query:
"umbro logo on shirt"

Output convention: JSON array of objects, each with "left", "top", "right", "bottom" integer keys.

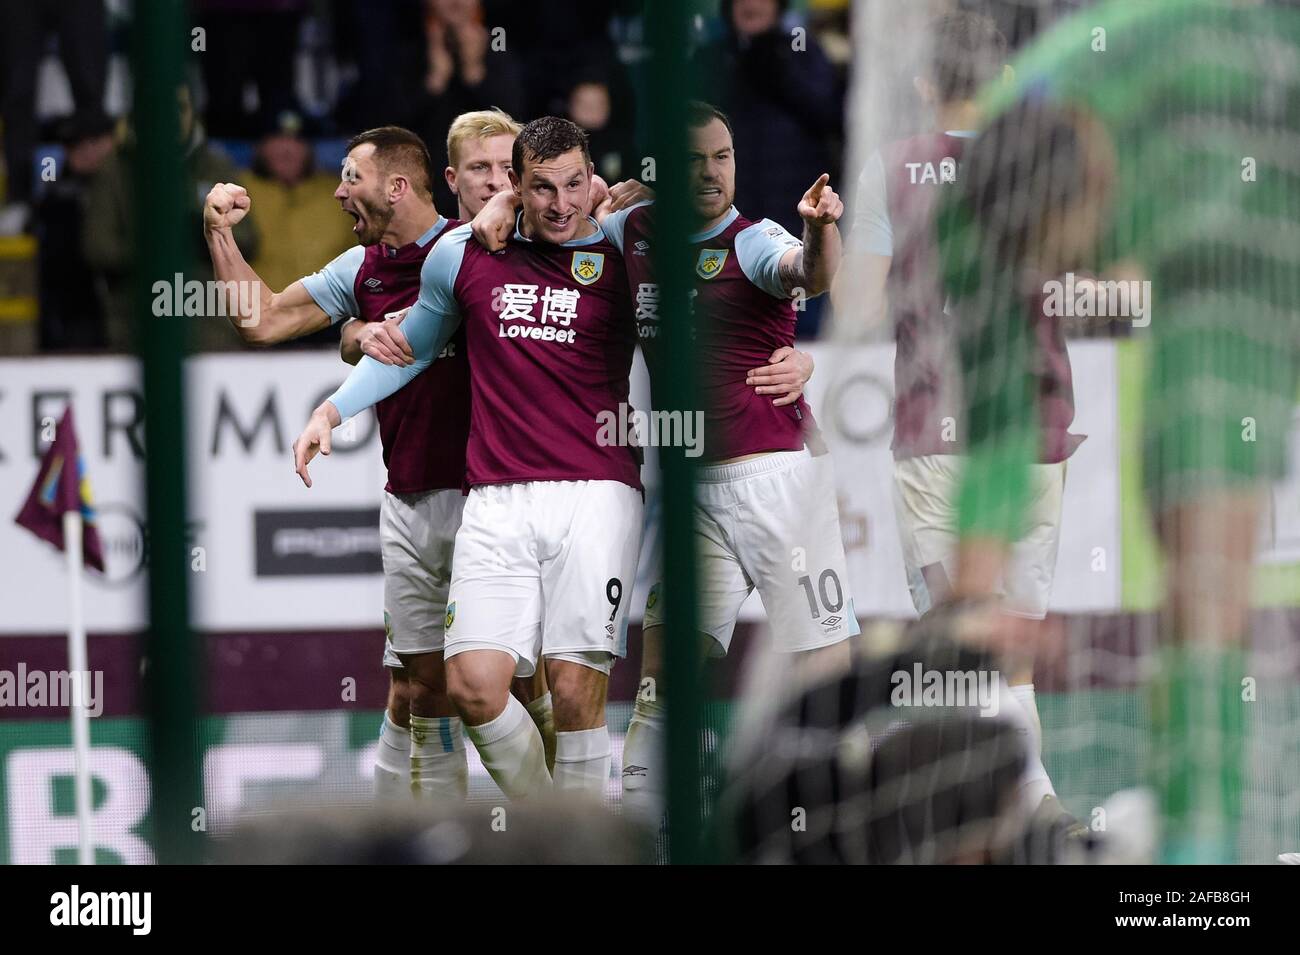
[
  {"left": 633, "top": 240, "right": 650, "bottom": 255},
  {"left": 363, "top": 277, "right": 384, "bottom": 291}
]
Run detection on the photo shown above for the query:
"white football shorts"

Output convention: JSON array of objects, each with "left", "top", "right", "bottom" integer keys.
[
  {"left": 892, "top": 453, "right": 1066, "bottom": 619},
  {"left": 643, "top": 449, "right": 859, "bottom": 654},
  {"left": 379, "top": 488, "right": 465, "bottom": 667},
  {"left": 443, "top": 480, "right": 644, "bottom": 677}
]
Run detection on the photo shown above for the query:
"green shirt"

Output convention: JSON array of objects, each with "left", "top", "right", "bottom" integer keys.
[{"left": 943, "top": 0, "right": 1300, "bottom": 538}]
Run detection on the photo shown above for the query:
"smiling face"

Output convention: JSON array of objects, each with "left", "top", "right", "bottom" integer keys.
[
  {"left": 511, "top": 146, "right": 593, "bottom": 244},
  {"left": 446, "top": 132, "right": 514, "bottom": 219},
  {"left": 688, "top": 117, "right": 736, "bottom": 227},
  {"left": 334, "top": 143, "right": 395, "bottom": 246}
]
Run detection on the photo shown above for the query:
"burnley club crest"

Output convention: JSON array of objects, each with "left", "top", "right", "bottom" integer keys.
[
  {"left": 696, "top": 248, "right": 728, "bottom": 280},
  {"left": 571, "top": 251, "right": 605, "bottom": 285}
]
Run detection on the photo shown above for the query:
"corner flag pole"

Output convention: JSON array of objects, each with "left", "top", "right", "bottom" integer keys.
[
  {"left": 15, "top": 405, "right": 104, "bottom": 864},
  {"left": 62, "top": 508, "right": 94, "bottom": 865}
]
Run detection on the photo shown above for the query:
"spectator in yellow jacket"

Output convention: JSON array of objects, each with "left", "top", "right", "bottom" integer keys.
[{"left": 244, "top": 113, "right": 356, "bottom": 345}]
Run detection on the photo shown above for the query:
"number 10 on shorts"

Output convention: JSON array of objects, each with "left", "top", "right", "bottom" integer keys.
[{"left": 798, "top": 569, "right": 844, "bottom": 620}]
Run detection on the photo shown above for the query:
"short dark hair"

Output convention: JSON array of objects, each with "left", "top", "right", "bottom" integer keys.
[
  {"left": 686, "top": 101, "right": 733, "bottom": 139},
  {"left": 930, "top": 12, "right": 1007, "bottom": 103},
  {"left": 345, "top": 125, "right": 436, "bottom": 199},
  {"left": 511, "top": 116, "right": 591, "bottom": 178}
]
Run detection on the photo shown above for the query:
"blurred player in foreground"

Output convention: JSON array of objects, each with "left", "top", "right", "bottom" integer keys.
[
  {"left": 293, "top": 118, "right": 643, "bottom": 801},
  {"left": 723, "top": 610, "right": 1088, "bottom": 864},
  {"left": 204, "top": 112, "right": 564, "bottom": 800},
  {"left": 837, "top": 11, "right": 1074, "bottom": 819},
  {"left": 939, "top": 0, "right": 1300, "bottom": 862}
]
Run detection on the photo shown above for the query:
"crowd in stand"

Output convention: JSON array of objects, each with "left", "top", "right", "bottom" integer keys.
[{"left": 0, "top": 0, "right": 1081, "bottom": 353}]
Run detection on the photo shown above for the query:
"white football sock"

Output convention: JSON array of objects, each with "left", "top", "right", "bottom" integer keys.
[
  {"left": 1011, "top": 683, "right": 1044, "bottom": 754},
  {"left": 374, "top": 714, "right": 412, "bottom": 800},
  {"left": 409, "top": 713, "right": 468, "bottom": 800},
  {"left": 465, "top": 695, "right": 552, "bottom": 799},
  {"left": 1005, "top": 682, "right": 1056, "bottom": 806},
  {"left": 554, "top": 725, "right": 611, "bottom": 798},
  {"left": 621, "top": 695, "right": 666, "bottom": 823},
  {"left": 525, "top": 691, "right": 557, "bottom": 774}
]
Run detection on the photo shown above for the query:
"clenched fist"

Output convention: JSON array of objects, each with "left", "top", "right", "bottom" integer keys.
[{"left": 204, "top": 182, "right": 251, "bottom": 233}]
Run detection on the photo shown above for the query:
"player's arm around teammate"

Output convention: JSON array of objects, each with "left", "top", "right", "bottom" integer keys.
[
  {"left": 746, "top": 346, "right": 814, "bottom": 407},
  {"left": 350, "top": 177, "right": 651, "bottom": 366},
  {"left": 468, "top": 176, "right": 653, "bottom": 249},
  {"left": 340, "top": 307, "right": 415, "bottom": 366},
  {"left": 470, "top": 181, "right": 820, "bottom": 409}
]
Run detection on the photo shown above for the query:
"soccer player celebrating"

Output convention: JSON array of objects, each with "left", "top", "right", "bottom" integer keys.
[
  {"left": 836, "top": 11, "right": 1072, "bottom": 817},
  {"left": 203, "top": 112, "right": 561, "bottom": 800},
  {"left": 293, "top": 117, "right": 645, "bottom": 800},
  {"left": 599, "top": 102, "right": 858, "bottom": 824}
]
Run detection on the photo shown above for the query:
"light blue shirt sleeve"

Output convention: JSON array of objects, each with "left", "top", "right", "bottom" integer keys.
[
  {"left": 299, "top": 244, "right": 365, "bottom": 325},
  {"left": 599, "top": 199, "right": 653, "bottom": 254},
  {"left": 848, "top": 150, "right": 892, "bottom": 256},
  {"left": 735, "top": 219, "right": 803, "bottom": 299},
  {"left": 326, "top": 226, "right": 470, "bottom": 421}
]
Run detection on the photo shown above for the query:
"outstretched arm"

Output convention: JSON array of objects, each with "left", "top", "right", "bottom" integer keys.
[
  {"left": 293, "top": 297, "right": 460, "bottom": 486},
  {"left": 293, "top": 236, "right": 468, "bottom": 486}
]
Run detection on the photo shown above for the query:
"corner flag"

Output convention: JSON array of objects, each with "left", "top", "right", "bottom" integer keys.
[{"left": 14, "top": 406, "right": 105, "bottom": 572}]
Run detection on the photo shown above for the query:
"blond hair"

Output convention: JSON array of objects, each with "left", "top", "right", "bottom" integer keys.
[{"left": 446, "top": 108, "right": 523, "bottom": 169}]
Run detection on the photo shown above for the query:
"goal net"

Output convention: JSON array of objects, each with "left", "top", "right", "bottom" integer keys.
[{"left": 718, "top": 0, "right": 1300, "bottom": 865}]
